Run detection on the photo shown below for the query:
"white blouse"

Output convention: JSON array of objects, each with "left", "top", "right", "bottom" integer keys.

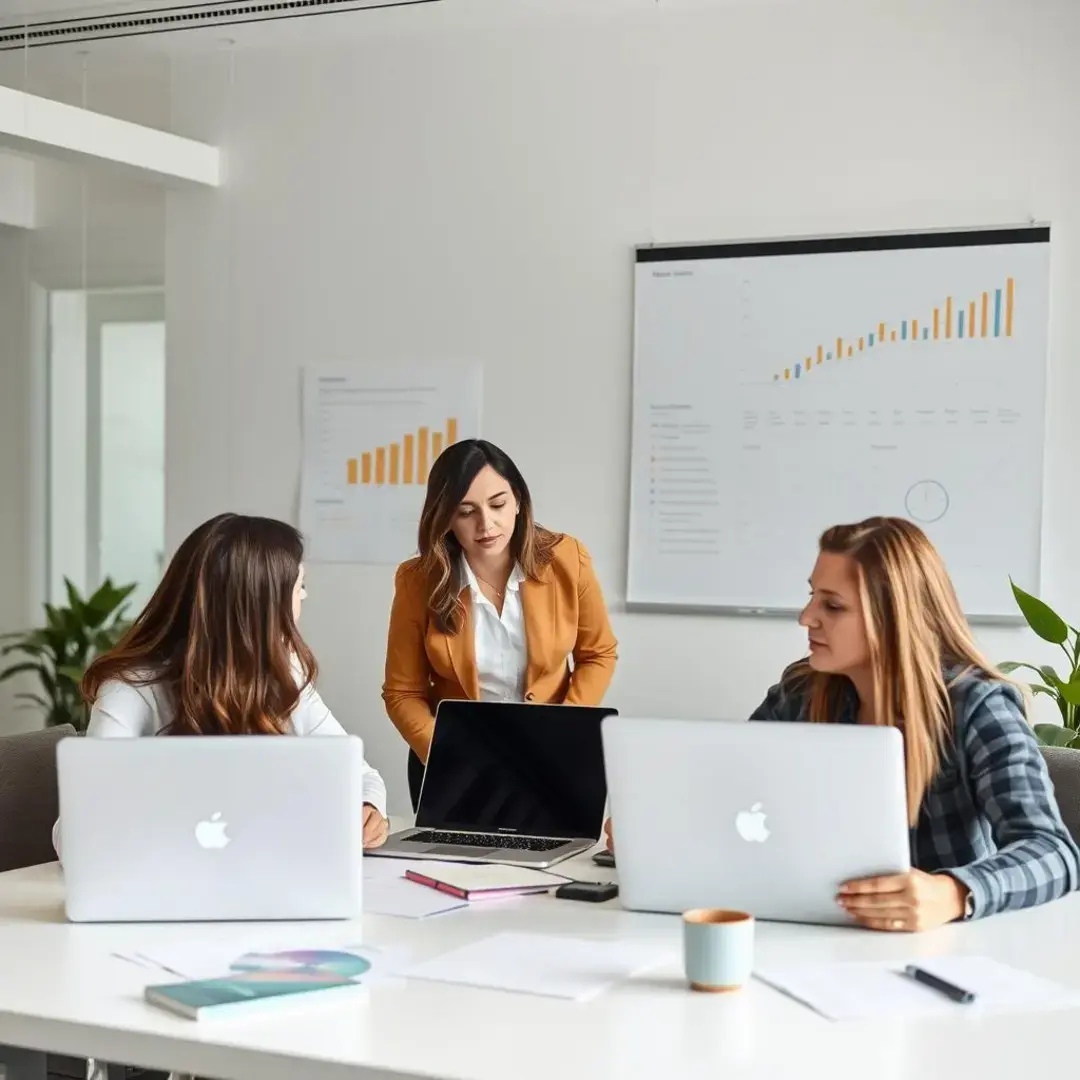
[{"left": 461, "top": 558, "right": 529, "bottom": 702}]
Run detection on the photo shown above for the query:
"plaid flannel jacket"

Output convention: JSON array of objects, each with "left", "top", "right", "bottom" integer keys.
[{"left": 750, "top": 667, "right": 1080, "bottom": 918}]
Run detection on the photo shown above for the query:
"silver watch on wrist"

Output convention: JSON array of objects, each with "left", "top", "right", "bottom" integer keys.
[{"left": 961, "top": 888, "right": 975, "bottom": 920}]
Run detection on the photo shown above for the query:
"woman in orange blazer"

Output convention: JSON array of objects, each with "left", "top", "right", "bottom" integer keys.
[{"left": 382, "top": 439, "right": 618, "bottom": 808}]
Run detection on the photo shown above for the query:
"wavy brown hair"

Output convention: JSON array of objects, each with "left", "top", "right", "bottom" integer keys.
[
  {"left": 82, "top": 513, "right": 315, "bottom": 735},
  {"left": 786, "top": 517, "right": 1013, "bottom": 825},
  {"left": 417, "top": 439, "right": 561, "bottom": 634}
]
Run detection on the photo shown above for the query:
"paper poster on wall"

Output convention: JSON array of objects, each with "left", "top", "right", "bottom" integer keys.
[
  {"left": 300, "top": 367, "right": 482, "bottom": 564},
  {"left": 628, "top": 226, "right": 1050, "bottom": 617}
]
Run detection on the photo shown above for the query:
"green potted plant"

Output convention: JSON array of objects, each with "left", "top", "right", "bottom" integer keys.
[
  {"left": 1000, "top": 580, "right": 1080, "bottom": 749},
  {"left": 0, "top": 578, "right": 136, "bottom": 732}
]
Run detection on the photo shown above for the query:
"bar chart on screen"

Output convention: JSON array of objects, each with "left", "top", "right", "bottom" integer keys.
[
  {"left": 628, "top": 227, "right": 1050, "bottom": 618},
  {"left": 301, "top": 368, "right": 482, "bottom": 563}
]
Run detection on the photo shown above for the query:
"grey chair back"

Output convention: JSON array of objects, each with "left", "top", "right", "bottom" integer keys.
[
  {"left": 0, "top": 724, "right": 76, "bottom": 873},
  {"left": 1042, "top": 746, "right": 1080, "bottom": 846}
]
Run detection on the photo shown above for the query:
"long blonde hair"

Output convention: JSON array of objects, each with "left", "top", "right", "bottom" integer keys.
[{"left": 792, "top": 517, "right": 1014, "bottom": 825}]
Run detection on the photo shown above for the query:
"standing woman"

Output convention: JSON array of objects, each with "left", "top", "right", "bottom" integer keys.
[
  {"left": 382, "top": 439, "right": 618, "bottom": 809},
  {"left": 56, "top": 513, "right": 389, "bottom": 856}
]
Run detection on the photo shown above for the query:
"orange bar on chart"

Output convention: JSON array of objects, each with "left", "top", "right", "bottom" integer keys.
[
  {"left": 403, "top": 434, "right": 415, "bottom": 484},
  {"left": 933, "top": 308, "right": 940, "bottom": 339},
  {"left": 878, "top": 322, "right": 886, "bottom": 342},
  {"left": 417, "top": 427, "right": 430, "bottom": 482},
  {"left": 1006, "top": 277, "right": 1015, "bottom": 336},
  {"left": 847, "top": 345, "right": 853, "bottom": 357},
  {"left": 890, "top": 330, "right": 897, "bottom": 342},
  {"left": 347, "top": 458, "right": 358, "bottom": 485},
  {"left": 446, "top": 417, "right": 458, "bottom": 445},
  {"left": 981, "top": 292, "right": 989, "bottom": 337},
  {"left": 389, "top": 443, "right": 400, "bottom": 485},
  {"left": 912, "top": 319, "right": 919, "bottom": 340},
  {"left": 858, "top": 337, "right": 865, "bottom": 351},
  {"left": 836, "top": 337, "right": 843, "bottom": 360},
  {"left": 375, "top": 447, "right": 386, "bottom": 485},
  {"left": 784, "top": 368, "right": 791, "bottom": 380},
  {"left": 969, "top": 300, "right": 976, "bottom": 337},
  {"left": 816, "top": 345, "right": 823, "bottom": 366},
  {"left": 361, "top": 453, "right": 372, "bottom": 485},
  {"left": 945, "top": 297, "right": 953, "bottom": 338},
  {"left": 432, "top": 431, "right": 445, "bottom": 459}
]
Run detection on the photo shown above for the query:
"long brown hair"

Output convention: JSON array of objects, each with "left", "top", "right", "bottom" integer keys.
[
  {"left": 417, "top": 439, "right": 560, "bottom": 634},
  {"left": 791, "top": 517, "right": 1014, "bottom": 825},
  {"left": 82, "top": 513, "right": 316, "bottom": 735}
]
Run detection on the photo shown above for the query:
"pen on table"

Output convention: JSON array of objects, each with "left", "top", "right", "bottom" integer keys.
[{"left": 902, "top": 965, "right": 977, "bottom": 1004}]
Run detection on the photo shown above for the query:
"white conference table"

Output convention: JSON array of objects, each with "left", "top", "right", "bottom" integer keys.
[{"left": 0, "top": 848, "right": 1077, "bottom": 1080}]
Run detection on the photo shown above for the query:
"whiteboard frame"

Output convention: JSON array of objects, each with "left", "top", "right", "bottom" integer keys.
[{"left": 626, "top": 223, "right": 1051, "bottom": 623}]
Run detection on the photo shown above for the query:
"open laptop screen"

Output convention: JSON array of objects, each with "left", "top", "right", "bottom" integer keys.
[{"left": 415, "top": 701, "right": 615, "bottom": 839}]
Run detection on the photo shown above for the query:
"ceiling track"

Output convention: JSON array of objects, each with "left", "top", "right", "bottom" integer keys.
[{"left": 0, "top": 0, "right": 440, "bottom": 50}]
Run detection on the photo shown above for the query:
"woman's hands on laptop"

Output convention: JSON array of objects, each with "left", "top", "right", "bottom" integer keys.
[
  {"left": 603, "top": 817, "right": 614, "bottom": 853},
  {"left": 837, "top": 869, "right": 969, "bottom": 932},
  {"left": 363, "top": 805, "right": 389, "bottom": 849}
]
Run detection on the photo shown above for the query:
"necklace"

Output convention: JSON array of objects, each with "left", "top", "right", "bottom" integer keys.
[{"left": 474, "top": 572, "right": 506, "bottom": 598}]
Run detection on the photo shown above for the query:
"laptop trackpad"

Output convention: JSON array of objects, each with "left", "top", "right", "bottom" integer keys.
[{"left": 425, "top": 844, "right": 499, "bottom": 858}]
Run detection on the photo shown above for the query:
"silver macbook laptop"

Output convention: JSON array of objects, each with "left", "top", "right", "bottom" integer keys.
[
  {"left": 57, "top": 735, "right": 367, "bottom": 923},
  {"left": 603, "top": 716, "right": 910, "bottom": 925},
  {"left": 372, "top": 699, "right": 615, "bottom": 868}
]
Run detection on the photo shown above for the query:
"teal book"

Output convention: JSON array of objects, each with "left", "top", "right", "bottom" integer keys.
[{"left": 144, "top": 948, "right": 372, "bottom": 1020}]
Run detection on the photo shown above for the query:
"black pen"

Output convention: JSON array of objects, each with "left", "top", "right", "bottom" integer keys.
[{"left": 903, "top": 965, "right": 977, "bottom": 1004}]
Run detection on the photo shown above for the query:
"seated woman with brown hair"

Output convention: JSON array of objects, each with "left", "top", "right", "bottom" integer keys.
[{"left": 54, "top": 512, "right": 389, "bottom": 856}]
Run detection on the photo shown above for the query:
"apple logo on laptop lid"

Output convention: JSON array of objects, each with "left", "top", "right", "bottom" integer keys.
[
  {"left": 194, "top": 811, "right": 230, "bottom": 850},
  {"left": 735, "top": 803, "right": 770, "bottom": 843}
]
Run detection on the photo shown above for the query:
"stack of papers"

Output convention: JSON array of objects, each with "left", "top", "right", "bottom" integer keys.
[{"left": 756, "top": 956, "right": 1080, "bottom": 1021}]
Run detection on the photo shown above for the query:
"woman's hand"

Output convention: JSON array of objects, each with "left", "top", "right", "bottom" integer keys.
[
  {"left": 363, "top": 804, "right": 390, "bottom": 849},
  {"left": 603, "top": 817, "right": 614, "bottom": 853},
  {"left": 838, "top": 870, "right": 968, "bottom": 932}
]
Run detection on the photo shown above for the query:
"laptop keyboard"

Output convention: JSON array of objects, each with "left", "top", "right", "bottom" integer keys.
[{"left": 409, "top": 830, "right": 567, "bottom": 852}]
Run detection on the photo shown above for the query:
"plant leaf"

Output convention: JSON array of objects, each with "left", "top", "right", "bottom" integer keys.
[
  {"left": 1029, "top": 684, "right": 1057, "bottom": 698},
  {"left": 55, "top": 664, "right": 86, "bottom": 685},
  {"left": 0, "top": 661, "right": 45, "bottom": 683},
  {"left": 1058, "top": 680, "right": 1080, "bottom": 708},
  {"left": 1010, "top": 579, "right": 1070, "bottom": 644},
  {"left": 14, "top": 692, "right": 49, "bottom": 708},
  {"left": 1034, "top": 723, "right": 1080, "bottom": 747}
]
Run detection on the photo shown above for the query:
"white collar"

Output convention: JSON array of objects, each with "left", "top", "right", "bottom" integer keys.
[{"left": 460, "top": 556, "right": 524, "bottom": 596}]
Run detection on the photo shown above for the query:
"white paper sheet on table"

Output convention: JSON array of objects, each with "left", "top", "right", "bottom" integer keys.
[
  {"left": 363, "top": 858, "right": 469, "bottom": 919},
  {"left": 404, "top": 931, "right": 671, "bottom": 1002},
  {"left": 755, "top": 955, "right": 1080, "bottom": 1021}
]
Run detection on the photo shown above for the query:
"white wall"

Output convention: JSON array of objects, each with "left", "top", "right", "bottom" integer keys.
[
  {"left": 166, "top": 0, "right": 1080, "bottom": 812},
  {"left": 0, "top": 226, "right": 33, "bottom": 732}
]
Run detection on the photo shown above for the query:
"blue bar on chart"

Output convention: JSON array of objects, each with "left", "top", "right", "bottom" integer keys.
[
  {"left": 869, "top": 334, "right": 875, "bottom": 346},
  {"left": 923, "top": 328, "right": 929, "bottom": 339},
  {"left": 826, "top": 352, "right": 832, "bottom": 360},
  {"left": 795, "top": 363, "right": 801, "bottom": 378},
  {"left": 958, "top": 312, "right": 965, "bottom": 338},
  {"left": 901, "top": 321, "right": 907, "bottom": 340},
  {"left": 994, "top": 289, "right": 1002, "bottom": 336}
]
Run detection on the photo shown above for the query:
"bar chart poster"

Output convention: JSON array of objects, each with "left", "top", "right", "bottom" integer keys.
[
  {"left": 628, "top": 227, "right": 1050, "bottom": 617},
  {"left": 301, "top": 366, "right": 482, "bottom": 563}
]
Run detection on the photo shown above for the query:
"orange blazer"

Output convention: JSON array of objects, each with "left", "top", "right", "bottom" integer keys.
[{"left": 382, "top": 535, "right": 618, "bottom": 761}]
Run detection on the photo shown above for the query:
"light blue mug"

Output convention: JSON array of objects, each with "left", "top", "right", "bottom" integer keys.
[{"left": 682, "top": 909, "right": 755, "bottom": 992}]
